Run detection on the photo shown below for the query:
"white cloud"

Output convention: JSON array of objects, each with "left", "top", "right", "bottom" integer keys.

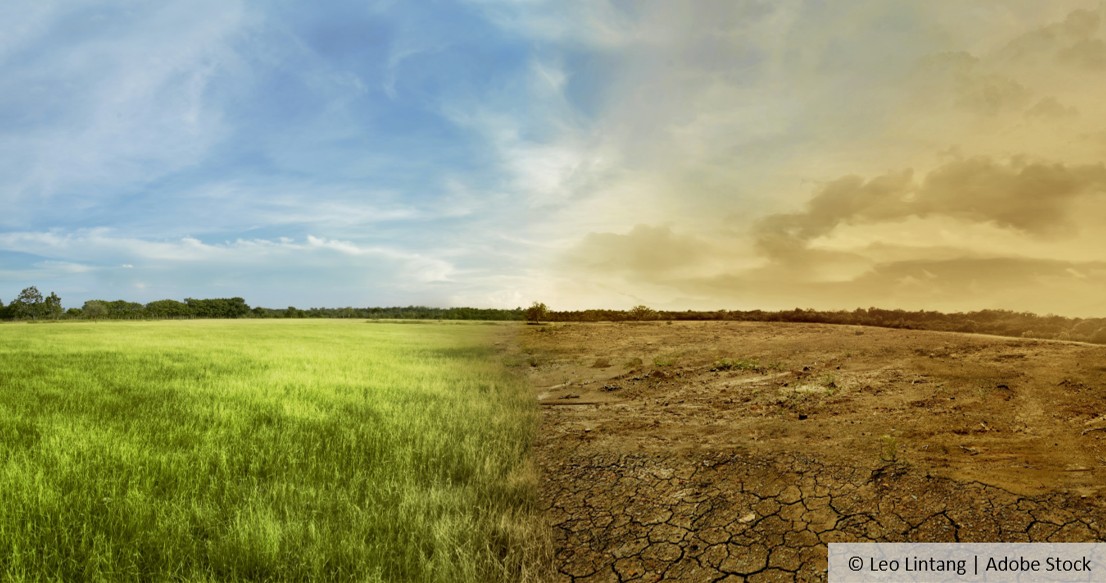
[
  {"left": 0, "top": 229, "right": 459, "bottom": 302},
  {"left": 34, "top": 260, "right": 95, "bottom": 273},
  {"left": 0, "top": 1, "right": 253, "bottom": 207}
]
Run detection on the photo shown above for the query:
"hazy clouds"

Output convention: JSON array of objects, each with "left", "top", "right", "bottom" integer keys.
[{"left": 546, "top": 1, "right": 1106, "bottom": 316}]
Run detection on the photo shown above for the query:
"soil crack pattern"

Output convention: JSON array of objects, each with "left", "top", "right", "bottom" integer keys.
[
  {"left": 516, "top": 321, "right": 1106, "bottom": 583},
  {"left": 539, "top": 452, "right": 1106, "bottom": 583}
]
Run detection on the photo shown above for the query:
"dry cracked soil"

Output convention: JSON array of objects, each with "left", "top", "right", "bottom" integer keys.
[{"left": 501, "top": 321, "right": 1106, "bottom": 582}]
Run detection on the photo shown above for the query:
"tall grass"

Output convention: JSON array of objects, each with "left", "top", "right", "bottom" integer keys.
[{"left": 0, "top": 320, "right": 549, "bottom": 582}]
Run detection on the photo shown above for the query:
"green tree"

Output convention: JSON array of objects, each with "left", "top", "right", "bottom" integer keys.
[
  {"left": 44, "top": 292, "right": 63, "bottom": 320},
  {"left": 15, "top": 286, "right": 44, "bottom": 319},
  {"left": 525, "top": 302, "right": 549, "bottom": 323},
  {"left": 146, "top": 299, "right": 190, "bottom": 319},
  {"left": 105, "top": 300, "right": 145, "bottom": 319},
  {"left": 83, "top": 300, "right": 108, "bottom": 321}
]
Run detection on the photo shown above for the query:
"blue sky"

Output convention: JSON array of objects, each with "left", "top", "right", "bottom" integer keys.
[
  {"left": 2, "top": 0, "right": 546, "bottom": 308},
  {"left": 5, "top": 1, "right": 1106, "bottom": 315}
]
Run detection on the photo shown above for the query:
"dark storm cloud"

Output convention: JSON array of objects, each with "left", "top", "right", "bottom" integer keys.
[{"left": 753, "top": 156, "right": 1106, "bottom": 262}]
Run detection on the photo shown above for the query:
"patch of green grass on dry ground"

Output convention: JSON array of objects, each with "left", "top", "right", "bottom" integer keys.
[{"left": 0, "top": 320, "right": 549, "bottom": 582}]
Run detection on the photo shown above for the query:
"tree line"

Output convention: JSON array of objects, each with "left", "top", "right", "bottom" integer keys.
[
  {"left": 526, "top": 303, "right": 1106, "bottom": 344},
  {"left": 0, "top": 287, "right": 526, "bottom": 321},
  {"left": 0, "top": 289, "right": 255, "bottom": 320},
  {"left": 5, "top": 286, "right": 1106, "bottom": 344}
]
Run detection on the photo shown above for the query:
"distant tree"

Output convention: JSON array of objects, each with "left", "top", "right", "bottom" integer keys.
[
  {"left": 15, "top": 286, "right": 44, "bottom": 319},
  {"left": 66, "top": 308, "right": 83, "bottom": 319},
  {"left": 525, "top": 302, "right": 549, "bottom": 323},
  {"left": 103, "top": 300, "right": 145, "bottom": 319},
  {"left": 83, "top": 300, "right": 108, "bottom": 321},
  {"left": 628, "top": 305, "right": 657, "bottom": 321},
  {"left": 44, "top": 292, "right": 63, "bottom": 320}
]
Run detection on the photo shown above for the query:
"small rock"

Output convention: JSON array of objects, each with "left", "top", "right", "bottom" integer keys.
[{"left": 739, "top": 512, "right": 755, "bottom": 523}]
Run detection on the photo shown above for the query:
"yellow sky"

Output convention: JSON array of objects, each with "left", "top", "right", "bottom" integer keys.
[{"left": 527, "top": 1, "right": 1106, "bottom": 316}]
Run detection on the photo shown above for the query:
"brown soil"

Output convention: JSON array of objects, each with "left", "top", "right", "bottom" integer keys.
[{"left": 505, "top": 321, "right": 1106, "bottom": 582}]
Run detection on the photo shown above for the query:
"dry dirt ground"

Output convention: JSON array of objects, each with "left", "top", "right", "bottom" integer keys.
[{"left": 502, "top": 321, "right": 1106, "bottom": 583}]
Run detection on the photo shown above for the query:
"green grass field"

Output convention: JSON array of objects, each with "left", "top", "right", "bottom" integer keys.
[{"left": 0, "top": 320, "right": 549, "bottom": 582}]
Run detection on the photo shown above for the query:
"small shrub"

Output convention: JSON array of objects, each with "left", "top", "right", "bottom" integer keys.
[
  {"left": 592, "top": 358, "right": 611, "bottom": 368},
  {"left": 879, "top": 435, "right": 898, "bottom": 462},
  {"left": 623, "top": 357, "right": 643, "bottom": 369},
  {"left": 653, "top": 355, "right": 677, "bottom": 367}
]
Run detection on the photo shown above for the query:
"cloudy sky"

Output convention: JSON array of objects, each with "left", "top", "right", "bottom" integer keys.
[{"left": 4, "top": 1, "right": 1106, "bottom": 315}]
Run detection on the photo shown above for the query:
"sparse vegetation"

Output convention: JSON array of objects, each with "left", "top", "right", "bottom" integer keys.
[
  {"left": 712, "top": 357, "right": 766, "bottom": 372},
  {"left": 653, "top": 354, "right": 678, "bottom": 367},
  {"left": 519, "top": 314, "right": 1106, "bottom": 576},
  {"left": 514, "top": 306, "right": 1106, "bottom": 344}
]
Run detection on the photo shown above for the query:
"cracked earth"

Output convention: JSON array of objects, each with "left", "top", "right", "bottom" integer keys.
[{"left": 506, "top": 321, "right": 1106, "bottom": 582}]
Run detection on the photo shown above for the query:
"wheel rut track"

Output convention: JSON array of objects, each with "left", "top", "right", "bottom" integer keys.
[{"left": 539, "top": 451, "right": 1106, "bottom": 583}]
